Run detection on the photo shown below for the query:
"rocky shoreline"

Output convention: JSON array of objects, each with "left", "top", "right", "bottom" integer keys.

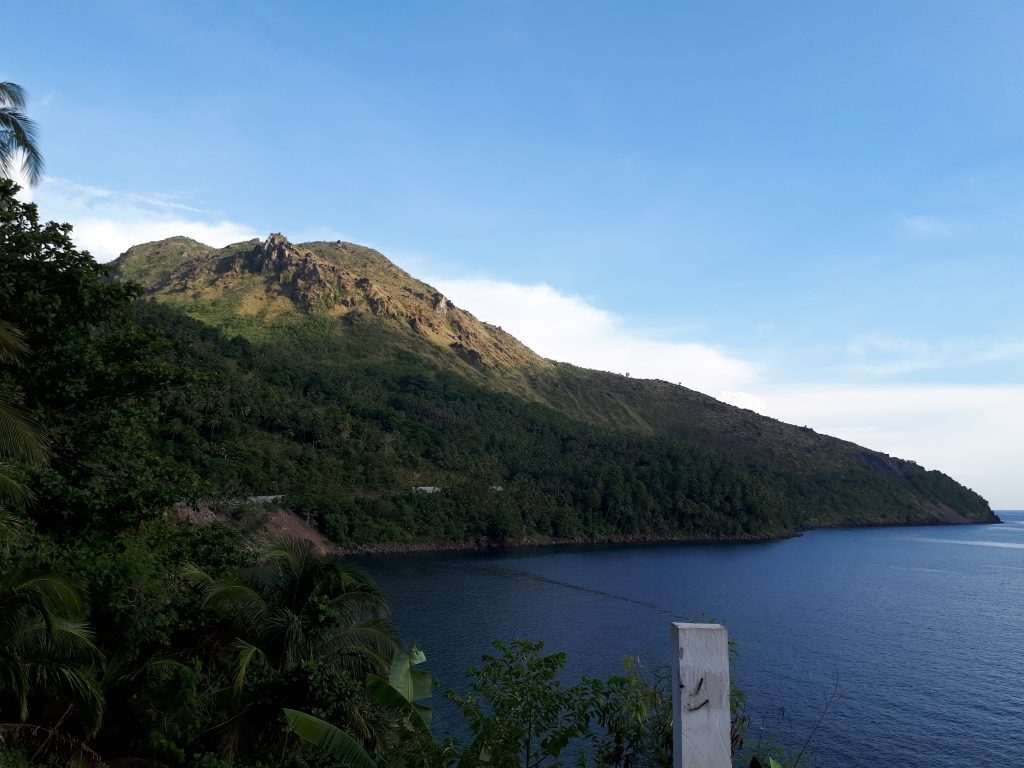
[
  {"left": 337, "top": 529, "right": 796, "bottom": 557},
  {"left": 338, "top": 514, "right": 1002, "bottom": 557},
  {"left": 173, "top": 500, "right": 999, "bottom": 559}
]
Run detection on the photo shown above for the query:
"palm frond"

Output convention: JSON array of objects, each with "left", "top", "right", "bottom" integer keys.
[
  {"left": 228, "top": 638, "right": 267, "bottom": 698},
  {"left": 0, "top": 83, "right": 28, "bottom": 109},
  {"left": 5, "top": 613, "right": 104, "bottom": 732},
  {"left": 26, "top": 662, "right": 105, "bottom": 735},
  {"left": 326, "top": 587, "right": 391, "bottom": 619},
  {"left": 0, "top": 321, "right": 29, "bottom": 364},
  {"left": 141, "top": 657, "right": 197, "bottom": 687},
  {"left": 180, "top": 562, "right": 215, "bottom": 586},
  {"left": 262, "top": 536, "right": 319, "bottom": 609},
  {"left": 318, "top": 620, "right": 397, "bottom": 678},
  {"left": 0, "top": 507, "right": 27, "bottom": 549},
  {"left": 0, "top": 723, "right": 104, "bottom": 768},
  {"left": 0, "top": 468, "right": 31, "bottom": 509},
  {"left": 0, "top": 107, "right": 44, "bottom": 186},
  {"left": 265, "top": 606, "right": 307, "bottom": 669},
  {"left": 44, "top": 615, "right": 101, "bottom": 660},
  {"left": 0, "top": 647, "right": 30, "bottom": 719},
  {"left": 202, "top": 582, "right": 270, "bottom": 631},
  {"left": 0, "top": 399, "right": 49, "bottom": 466},
  {"left": 16, "top": 574, "right": 89, "bottom": 619}
]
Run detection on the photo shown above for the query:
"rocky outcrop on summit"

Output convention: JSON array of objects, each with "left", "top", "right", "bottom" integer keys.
[
  {"left": 113, "top": 233, "right": 549, "bottom": 381},
  {"left": 234, "top": 235, "right": 349, "bottom": 310},
  {"left": 150, "top": 234, "right": 348, "bottom": 311}
]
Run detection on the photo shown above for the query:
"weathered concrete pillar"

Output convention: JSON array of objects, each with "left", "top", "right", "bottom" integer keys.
[{"left": 672, "top": 622, "right": 731, "bottom": 768}]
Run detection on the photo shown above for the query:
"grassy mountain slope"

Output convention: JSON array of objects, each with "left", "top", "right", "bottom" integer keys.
[{"left": 112, "top": 234, "right": 995, "bottom": 545}]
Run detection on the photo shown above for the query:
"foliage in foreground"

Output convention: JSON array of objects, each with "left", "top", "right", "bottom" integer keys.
[
  {"left": 0, "top": 156, "right": 824, "bottom": 767},
  {"left": 450, "top": 640, "right": 673, "bottom": 768},
  {"left": 0, "top": 523, "right": 706, "bottom": 768}
]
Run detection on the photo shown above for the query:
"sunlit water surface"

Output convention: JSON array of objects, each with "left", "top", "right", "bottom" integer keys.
[{"left": 359, "top": 511, "right": 1024, "bottom": 766}]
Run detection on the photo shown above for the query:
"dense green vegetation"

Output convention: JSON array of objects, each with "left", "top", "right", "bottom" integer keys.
[
  {"left": 140, "top": 300, "right": 807, "bottom": 544},
  {"left": 106, "top": 229, "right": 994, "bottom": 546},
  {"left": 6, "top": 178, "right": 810, "bottom": 767}
]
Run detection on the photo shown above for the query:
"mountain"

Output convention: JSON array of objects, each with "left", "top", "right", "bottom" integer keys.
[{"left": 110, "top": 234, "right": 996, "bottom": 546}]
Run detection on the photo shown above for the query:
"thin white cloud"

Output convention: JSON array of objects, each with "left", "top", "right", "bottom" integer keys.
[
  {"left": 34, "top": 90, "right": 57, "bottom": 108},
  {"left": 759, "top": 385, "right": 1024, "bottom": 509},
  {"left": 901, "top": 214, "right": 953, "bottom": 239},
  {"left": 843, "top": 335, "right": 1024, "bottom": 377},
  {"left": 718, "top": 390, "right": 767, "bottom": 412},
  {"left": 429, "top": 276, "right": 758, "bottom": 396},
  {"left": 976, "top": 339, "right": 1024, "bottom": 364},
  {"left": 26, "top": 177, "right": 259, "bottom": 261}
]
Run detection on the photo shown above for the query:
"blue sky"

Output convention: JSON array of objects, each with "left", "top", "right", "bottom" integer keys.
[{"left": 6, "top": 1, "right": 1024, "bottom": 505}]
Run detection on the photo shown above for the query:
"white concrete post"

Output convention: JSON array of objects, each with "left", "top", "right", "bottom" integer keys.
[{"left": 672, "top": 622, "right": 731, "bottom": 768}]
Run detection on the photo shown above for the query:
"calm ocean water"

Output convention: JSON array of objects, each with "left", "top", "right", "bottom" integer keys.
[{"left": 360, "top": 511, "right": 1024, "bottom": 766}]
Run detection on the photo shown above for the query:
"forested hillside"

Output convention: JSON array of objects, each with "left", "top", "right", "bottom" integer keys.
[{"left": 103, "top": 232, "right": 994, "bottom": 546}]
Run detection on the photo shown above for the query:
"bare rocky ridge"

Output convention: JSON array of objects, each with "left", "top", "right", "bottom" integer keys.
[{"left": 121, "top": 234, "right": 549, "bottom": 390}]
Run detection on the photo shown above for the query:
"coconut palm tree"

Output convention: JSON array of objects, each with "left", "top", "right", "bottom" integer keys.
[
  {"left": 0, "top": 82, "right": 44, "bottom": 187},
  {"left": 190, "top": 537, "right": 397, "bottom": 679},
  {"left": 0, "top": 569, "right": 104, "bottom": 735},
  {"left": 185, "top": 537, "right": 399, "bottom": 758},
  {"left": 0, "top": 321, "right": 48, "bottom": 515}
]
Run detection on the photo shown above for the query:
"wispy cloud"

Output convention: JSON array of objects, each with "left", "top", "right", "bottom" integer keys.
[
  {"left": 25, "top": 177, "right": 259, "bottom": 261},
  {"left": 843, "top": 335, "right": 1024, "bottom": 378},
  {"left": 759, "top": 385, "right": 1024, "bottom": 508},
  {"left": 975, "top": 339, "right": 1024, "bottom": 364},
  {"left": 32, "top": 89, "right": 57, "bottom": 108},
  {"left": 428, "top": 276, "right": 759, "bottom": 397},
  {"left": 901, "top": 214, "right": 954, "bottom": 239},
  {"left": 718, "top": 390, "right": 768, "bottom": 412}
]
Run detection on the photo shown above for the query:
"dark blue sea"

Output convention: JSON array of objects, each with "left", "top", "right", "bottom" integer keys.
[{"left": 360, "top": 511, "right": 1024, "bottom": 766}]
